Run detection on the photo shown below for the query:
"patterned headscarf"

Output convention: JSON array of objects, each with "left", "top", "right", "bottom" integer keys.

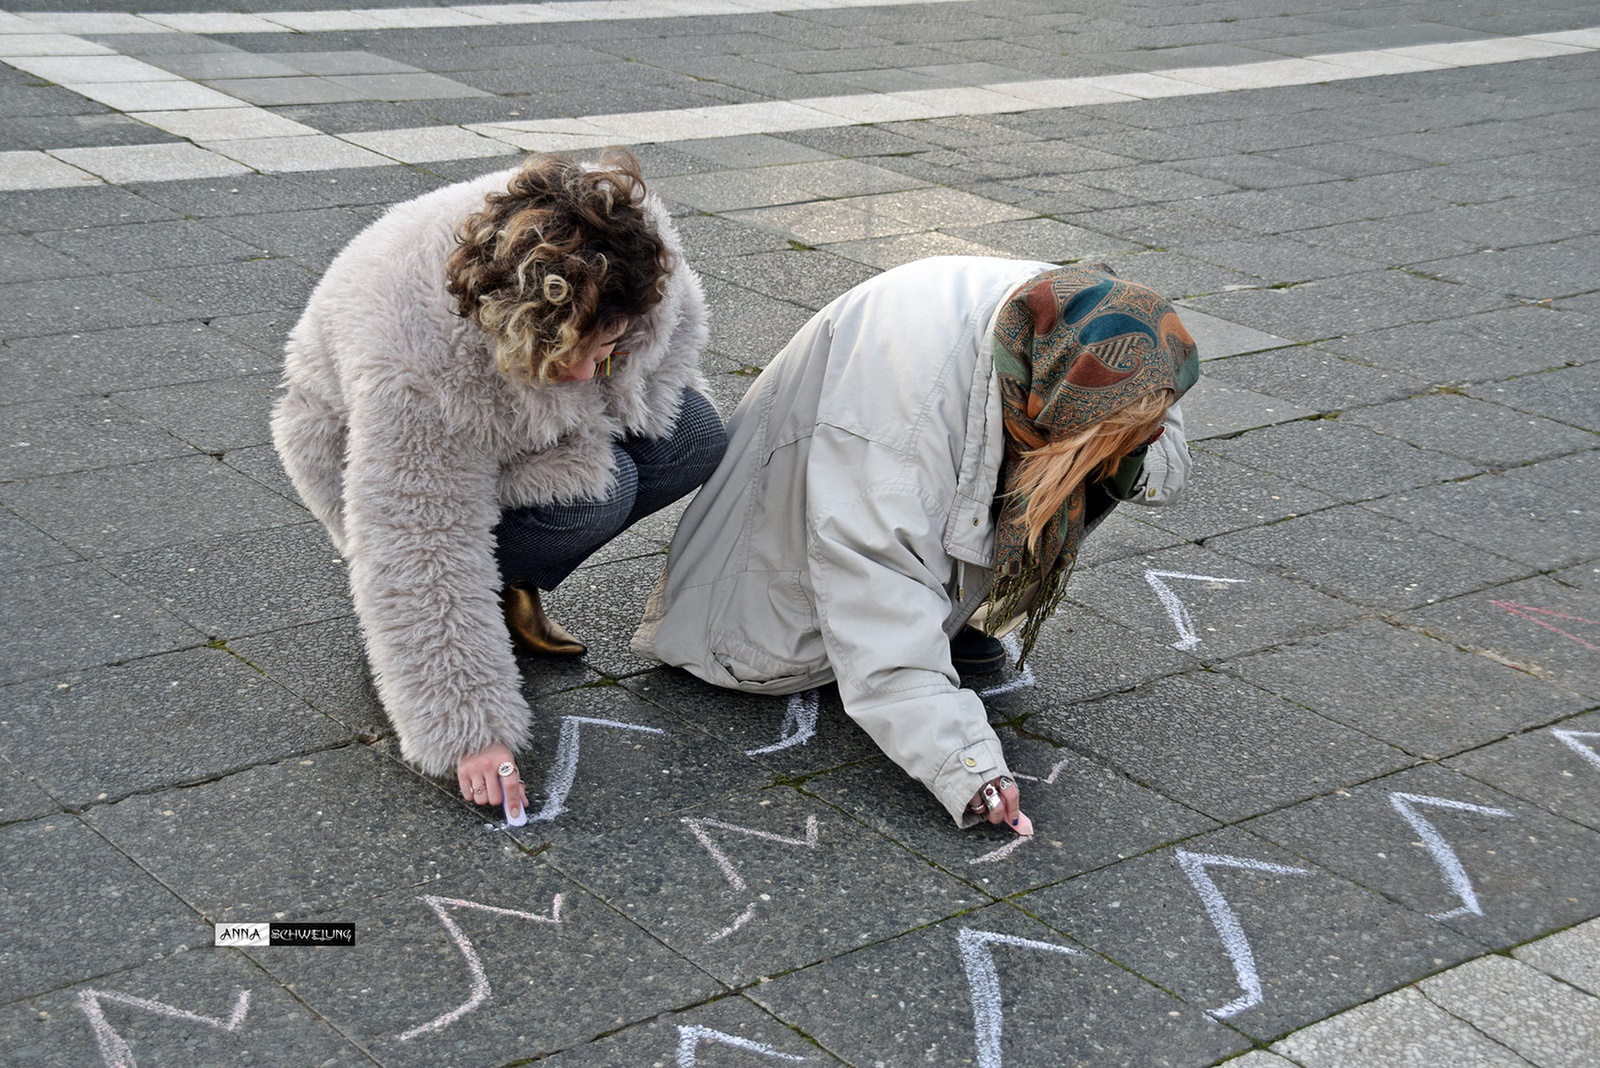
[{"left": 988, "top": 265, "right": 1200, "bottom": 665}]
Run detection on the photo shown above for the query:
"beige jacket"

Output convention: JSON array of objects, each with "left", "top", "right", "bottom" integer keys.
[{"left": 633, "top": 257, "right": 1189, "bottom": 824}]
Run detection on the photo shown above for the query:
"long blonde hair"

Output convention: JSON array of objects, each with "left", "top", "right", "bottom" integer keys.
[{"left": 1008, "top": 389, "right": 1173, "bottom": 551}]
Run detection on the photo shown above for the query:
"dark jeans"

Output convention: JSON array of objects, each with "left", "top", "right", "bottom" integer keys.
[{"left": 494, "top": 387, "right": 726, "bottom": 590}]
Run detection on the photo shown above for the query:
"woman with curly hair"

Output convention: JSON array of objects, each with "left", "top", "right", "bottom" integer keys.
[
  {"left": 634, "top": 258, "right": 1197, "bottom": 831},
  {"left": 273, "top": 150, "right": 721, "bottom": 820}
]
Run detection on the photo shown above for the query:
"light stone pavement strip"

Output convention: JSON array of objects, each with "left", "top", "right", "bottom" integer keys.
[{"left": 0, "top": 0, "right": 1597, "bottom": 1065}]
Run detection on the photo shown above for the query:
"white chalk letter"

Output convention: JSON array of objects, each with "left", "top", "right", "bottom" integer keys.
[
  {"left": 530, "top": 715, "right": 666, "bottom": 822},
  {"left": 682, "top": 815, "right": 820, "bottom": 942},
  {"left": 1175, "top": 849, "right": 1308, "bottom": 1019},
  {"left": 1552, "top": 729, "right": 1600, "bottom": 772},
  {"left": 1389, "top": 792, "right": 1512, "bottom": 921},
  {"left": 1144, "top": 570, "right": 1248, "bottom": 651},
  {"left": 77, "top": 988, "right": 250, "bottom": 1068},
  {"left": 676, "top": 1024, "right": 809, "bottom": 1065},
  {"left": 745, "top": 689, "right": 820, "bottom": 756},
  {"left": 958, "top": 927, "right": 1080, "bottom": 1068},
  {"left": 398, "top": 894, "right": 563, "bottom": 1041}
]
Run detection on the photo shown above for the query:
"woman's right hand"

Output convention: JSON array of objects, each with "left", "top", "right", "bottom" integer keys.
[
  {"left": 457, "top": 742, "right": 526, "bottom": 819},
  {"left": 969, "top": 775, "right": 1032, "bottom": 835}
]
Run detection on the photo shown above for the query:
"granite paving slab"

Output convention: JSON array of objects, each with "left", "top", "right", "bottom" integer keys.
[
  {"left": 0, "top": 321, "right": 277, "bottom": 399},
  {"left": 1, "top": 454, "right": 309, "bottom": 557},
  {"left": 1138, "top": 447, "right": 1342, "bottom": 541},
  {"left": 0, "top": 757, "right": 55, "bottom": 826},
  {"left": 1071, "top": 508, "right": 1189, "bottom": 568},
  {"left": 0, "top": 505, "right": 77, "bottom": 572},
  {"left": 1445, "top": 711, "right": 1600, "bottom": 834},
  {"left": 0, "top": 816, "right": 201, "bottom": 1004},
  {"left": 1269, "top": 986, "right": 1535, "bottom": 1068},
  {"left": 1177, "top": 377, "right": 1319, "bottom": 439},
  {"left": 130, "top": 258, "right": 317, "bottom": 319},
  {"left": 548, "top": 786, "right": 983, "bottom": 985},
  {"left": 253, "top": 862, "right": 721, "bottom": 1067},
  {"left": 201, "top": 206, "right": 374, "bottom": 271},
  {"left": 751, "top": 900, "right": 1250, "bottom": 1067},
  {"left": 1170, "top": 306, "right": 1294, "bottom": 359},
  {"left": 1030, "top": 669, "right": 1413, "bottom": 824},
  {"left": 1362, "top": 470, "right": 1600, "bottom": 572},
  {"left": 33, "top": 217, "right": 261, "bottom": 273},
  {"left": 941, "top": 214, "right": 1144, "bottom": 261},
  {"left": 229, "top": 617, "right": 395, "bottom": 741},
  {"left": 545, "top": 551, "right": 686, "bottom": 679},
  {"left": 0, "top": 184, "right": 179, "bottom": 233},
  {"left": 0, "top": 395, "right": 193, "bottom": 481},
  {"left": 0, "top": 232, "right": 99, "bottom": 283},
  {"left": 0, "top": 560, "right": 200, "bottom": 685},
  {"left": 623, "top": 669, "right": 880, "bottom": 777},
  {"left": 1468, "top": 362, "right": 1600, "bottom": 431},
  {"left": 1514, "top": 915, "right": 1600, "bottom": 996},
  {"left": 1419, "top": 954, "right": 1600, "bottom": 1068},
  {"left": 536, "top": 993, "right": 845, "bottom": 1066},
  {"left": 109, "top": 371, "right": 280, "bottom": 453},
  {"left": 1404, "top": 574, "right": 1600, "bottom": 702},
  {"left": 83, "top": 744, "right": 513, "bottom": 924},
  {"left": 1242, "top": 763, "right": 1600, "bottom": 950},
  {"left": 1200, "top": 418, "right": 1484, "bottom": 502},
  {"left": 1342, "top": 393, "right": 1598, "bottom": 469},
  {"left": 0, "top": 947, "right": 371, "bottom": 1067},
  {"left": 1419, "top": 235, "right": 1600, "bottom": 301},
  {"left": 2, "top": 645, "right": 351, "bottom": 807},
  {"left": 1199, "top": 343, "right": 1432, "bottom": 411},
  {"left": 107, "top": 521, "right": 352, "bottom": 639},
  {"left": 1318, "top": 305, "right": 1586, "bottom": 381},
  {"left": 803, "top": 733, "right": 1218, "bottom": 899},
  {"left": 1063, "top": 542, "right": 1365, "bottom": 663},
  {"left": 696, "top": 247, "right": 878, "bottom": 310},
  {"left": 0, "top": 273, "right": 188, "bottom": 339},
  {"left": 1207, "top": 504, "right": 1534, "bottom": 611},
  {"left": 1020, "top": 827, "right": 1485, "bottom": 1042},
  {"left": 1228, "top": 619, "right": 1590, "bottom": 760}
]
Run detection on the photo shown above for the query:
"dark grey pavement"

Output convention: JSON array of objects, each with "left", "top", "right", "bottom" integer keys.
[{"left": 1, "top": 0, "right": 1598, "bottom": 1065}]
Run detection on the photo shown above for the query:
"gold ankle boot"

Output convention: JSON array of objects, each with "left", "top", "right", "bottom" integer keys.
[{"left": 502, "top": 582, "right": 586, "bottom": 657}]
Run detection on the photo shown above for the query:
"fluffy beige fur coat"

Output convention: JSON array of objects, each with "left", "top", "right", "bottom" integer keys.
[{"left": 272, "top": 165, "right": 708, "bottom": 777}]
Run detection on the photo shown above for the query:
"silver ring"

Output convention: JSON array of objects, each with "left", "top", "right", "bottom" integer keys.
[
  {"left": 497, "top": 761, "right": 516, "bottom": 778},
  {"left": 981, "top": 783, "right": 1001, "bottom": 812},
  {"left": 997, "top": 776, "right": 1015, "bottom": 792}
]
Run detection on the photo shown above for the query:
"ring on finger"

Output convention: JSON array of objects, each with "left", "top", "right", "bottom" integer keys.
[
  {"left": 497, "top": 761, "right": 516, "bottom": 778},
  {"left": 981, "top": 783, "right": 1002, "bottom": 811},
  {"left": 997, "top": 775, "right": 1015, "bottom": 792}
]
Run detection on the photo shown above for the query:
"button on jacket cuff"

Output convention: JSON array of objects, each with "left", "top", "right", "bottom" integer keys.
[{"left": 936, "top": 738, "right": 1009, "bottom": 828}]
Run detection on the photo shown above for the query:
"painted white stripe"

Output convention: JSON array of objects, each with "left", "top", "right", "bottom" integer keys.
[
  {"left": 0, "top": 24, "right": 1593, "bottom": 188},
  {"left": 9, "top": 0, "right": 976, "bottom": 38}
]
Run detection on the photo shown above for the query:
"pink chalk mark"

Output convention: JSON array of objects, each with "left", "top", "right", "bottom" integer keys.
[
  {"left": 77, "top": 988, "right": 250, "bottom": 1068},
  {"left": 397, "top": 894, "right": 563, "bottom": 1042},
  {"left": 1491, "top": 600, "right": 1600, "bottom": 652}
]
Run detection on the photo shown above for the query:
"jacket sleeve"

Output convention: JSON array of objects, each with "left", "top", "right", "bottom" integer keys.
[
  {"left": 1108, "top": 401, "right": 1192, "bottom": 506},
  {"left": 271, "top": 385, "right": 349, "bottom": 553},
  {"left": 806, "top": 429, "right": 1009, "bottom": 827},
  {"left": 341, "top": 380, "right": 530, "bottom": 778}
]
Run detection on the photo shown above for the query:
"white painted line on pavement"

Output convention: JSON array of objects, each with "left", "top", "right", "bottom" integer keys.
[
  {"left": 6, "top": 0, "right": 976, "bottom": 37},
  {"left": 0, "top": 22, "right": 1594, "bottom": 188}
]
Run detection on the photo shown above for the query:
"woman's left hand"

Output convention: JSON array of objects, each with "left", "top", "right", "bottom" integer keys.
[{"left": 969, "top": 775, "right": 1033, "bottom": 835}]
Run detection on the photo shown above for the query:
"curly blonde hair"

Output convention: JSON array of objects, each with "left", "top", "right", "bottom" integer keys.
[
  {"left": 1009, "top": 389, "right": 1174, "bottom": 550},
  {"left": 445, "top": 150, "right": 673, "bottom": 383}
]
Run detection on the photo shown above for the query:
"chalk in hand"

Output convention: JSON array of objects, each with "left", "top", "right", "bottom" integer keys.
[
  {"left": 1011, "top": 811, "right": 1034, "bottom": 837},
  {"left": 499, "top": 764, "right": 527, "bottom": 827}
]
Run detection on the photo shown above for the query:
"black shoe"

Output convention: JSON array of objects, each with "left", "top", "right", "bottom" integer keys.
[{"left": 950, "top": 625, "right": 1006, "bottom": 675}]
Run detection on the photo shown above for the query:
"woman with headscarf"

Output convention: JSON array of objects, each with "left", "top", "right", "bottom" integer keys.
[{"left": 633, "top": 256, "right": 1197, "bottom": 830}]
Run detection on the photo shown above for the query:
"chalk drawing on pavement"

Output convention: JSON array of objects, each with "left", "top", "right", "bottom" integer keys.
[
  {"left": 1552, "top": 729, "right": 1600, "bottom": 771},
  {"left": 745, "top": 689, "right": 820, "bottom": 756},
  {"left": 1490, "top": 601, "right": 1600, "bottom": 652},
  {"left": 78, "top": 988, "right": 251, "bottom": 1068},
  {"left": 1175, "top": 849, "right": 1309, "bottom": 1019},
  {"left": 1144, "top": 570, "right": 1248, "bottom": 651},
  {"left": 677, "top": 1024, "right": 809, "bottom": 1065},
  {"left": 398, "top": 894, "right": 564, "bottom": 1041},
  {"left": 529, "top": 715, "right": 666, "bottom": 823},
  {"left": 958, "top": 927, "right": 1080, "bottom": 1068},
  {"left": 682, "top": 814, "right": 820, "bottom": 943},
  {"left": 1389, "top": 792, "right": 1513, "bottom": 921}
]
